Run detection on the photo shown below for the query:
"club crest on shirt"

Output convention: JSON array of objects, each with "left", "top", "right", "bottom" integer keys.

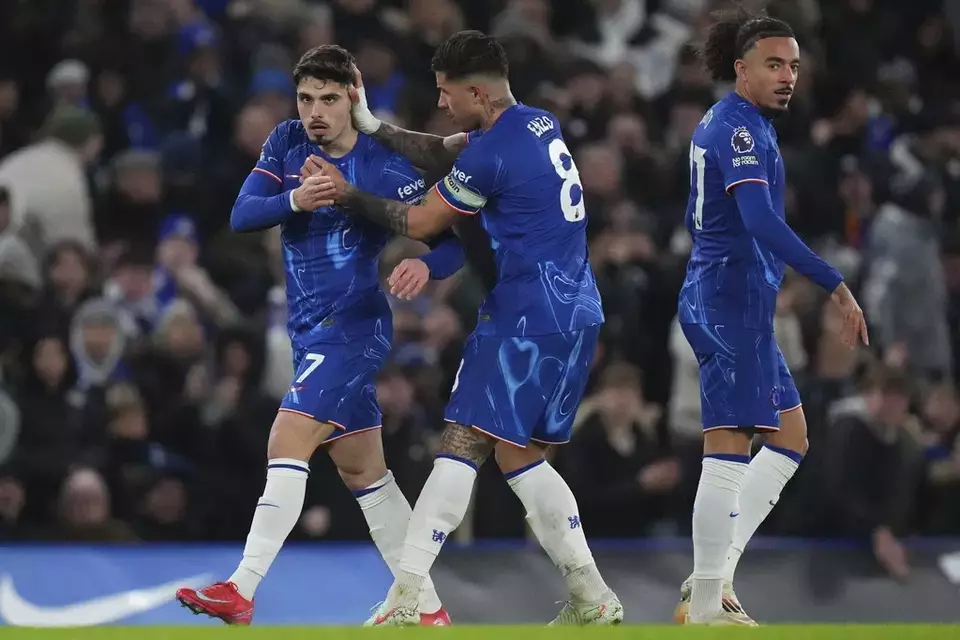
[
  {"left": 770, "top": 385, "right": 781, "bottom": 409},
  {"left": 731, "top": 126, "right": 755, "bottom": 154}
]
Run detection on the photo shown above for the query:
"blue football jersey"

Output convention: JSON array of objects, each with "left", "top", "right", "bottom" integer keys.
[
  {"left": 678, "top": 92, "right": 787, "bottom": 330},
  {"left": 434, "top": 104, "right": 604, "bottom": 337},
  {"left": 256, "top": 120, "right": 428, "bottom": 348}
]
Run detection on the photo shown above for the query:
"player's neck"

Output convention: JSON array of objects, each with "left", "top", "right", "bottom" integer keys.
[
  {"left": 320, "top": 126, "right": 359, "bottom": 158},
  {"left": 734, "top": 84, "right": 758, "bottom": 110},
  {"left": 734, "top": 84, "right": 777, "bottom": 120},
  {"left": 478, "top": 93, "right": 517, "bottom": 130}
]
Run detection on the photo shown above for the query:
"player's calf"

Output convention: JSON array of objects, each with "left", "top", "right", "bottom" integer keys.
[
  {"left": 689, "top": 428, "right": 751, "bottom": 622},
  {"left": 328, "top": 431, "right": 447, "bottom": 619},
  {"left": 497, "top": 443, "right": 617, "bottom": 617},
  {"left": 375, "top": 424, "right": 493, "bottom": 620},
  {"left": 723, "top": 407, "right": 806, "bottom": 584},
  {"left": 226, "top": 412, "right": 335, "bottom": 601}
]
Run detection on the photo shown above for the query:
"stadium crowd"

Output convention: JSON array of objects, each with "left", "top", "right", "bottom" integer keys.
[{"left": 0, "top": 0, "right": 959, "bottom": 578}]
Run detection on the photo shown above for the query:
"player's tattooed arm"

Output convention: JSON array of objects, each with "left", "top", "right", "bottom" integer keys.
[
  {"left": 339, "top": 182, "right": 461, "bottom": 241},
  {"left": 439, "top": 424, "right": 495, "bottom": 468},
  {"left": 371, "top": 122, "right": 467, "bottom": 174},
  {"left": 340, "top": 185, "right": 411, "bottom": 235}
]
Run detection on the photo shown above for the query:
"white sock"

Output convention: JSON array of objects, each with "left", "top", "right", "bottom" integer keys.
[
  {"left": 690, "top": 455, "right": 747, "bottom": 622},
  {"left": 229, "top": 458, "right": 309, "bottom": 599},
  {"left": 390, "top": 456, "right": 477, "bottom": 609},
  {"left": 354, "top": 470, "right": 444, "bottom": 613},
  {"left": 506, "top": 460, "right": 609, "bottom": 603},
  {"left": 722, "top": 446, "right": 800, "bottom": 583}
]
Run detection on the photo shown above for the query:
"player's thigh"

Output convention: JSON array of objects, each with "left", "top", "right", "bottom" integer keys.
[
  {"left": 528, "top": 326, "right": 601, "bottom": 448},
  {"left": 681, "top": 323, "right": 781, "bottom": 432},
  {"left": 445, "top": 329, "right": 594, "bottom": 448},
  {"left": 267, "top": 410, "right": 337, "bottom": 460},
  {"left": 281, "top": 339, "right": 386, "bottom": 437},
  {"left": 496, "top": 439, "right": 549, "bottom": 477},
  {"left": 761, "top": 352, "right": 808, "bottom": 454}
]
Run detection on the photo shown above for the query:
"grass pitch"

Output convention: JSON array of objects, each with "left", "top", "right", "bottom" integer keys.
[{"left": 0, "top": 626, "right": 956, "bottom": 640}]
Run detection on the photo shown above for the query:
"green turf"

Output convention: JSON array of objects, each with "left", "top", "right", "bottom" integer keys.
[{"left": 0, "top": 626, "right": 957, "bottom": 640}]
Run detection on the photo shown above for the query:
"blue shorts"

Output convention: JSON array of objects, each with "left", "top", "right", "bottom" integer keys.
[
  {"left": 280, "top": 337, "right": 388, "bottom": 442},
  {"left": 680, "top": 323, "right": 801, "bottom": 432},
  {"left": 444, "top": 327, "right": 600, "bottom": 447}
]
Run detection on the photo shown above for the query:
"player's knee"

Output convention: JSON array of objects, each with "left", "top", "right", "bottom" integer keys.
[
  {"left": 764, "top": 407, "right": 808, "bottom": 456},
  {"left": 327, "top": 430, "right": 388, "bottom": 491},
  {"left": 337, "top": 465, "right": 386, "bottom": 492},
  {"left": 438, "top": 424, "right": 495, "bottom": 468},
  {"left": 702, "top": 427, "right": 753, "bottom": 457},
  {"left": 266, "top": 411, "right": 332, "bottom": 461},
  {"left": 494, "top": 441, "right": 546, "bottom": 476}
]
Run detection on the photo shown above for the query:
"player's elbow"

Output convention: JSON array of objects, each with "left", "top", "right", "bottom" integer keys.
[
  {"left": 230, "top": 198, "right": 258, "bottom": 233},
  {"left": 407, "top": 218, "right": 439, "bottom": 242}
]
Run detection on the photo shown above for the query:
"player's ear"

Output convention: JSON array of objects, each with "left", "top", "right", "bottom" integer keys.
[{"left": 734, "top": 59, "right": 747, "bottom": 81}]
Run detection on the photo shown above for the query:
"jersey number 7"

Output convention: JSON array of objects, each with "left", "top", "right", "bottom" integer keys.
[
  {"left": 689, "top": 143, "right": 707, "bottom": 230},
  {"left": 295, "top": 353, "right": 326, "bottom": 384},
  {"left": 548, "top": 139, "right": 586, "bottom": 223}
]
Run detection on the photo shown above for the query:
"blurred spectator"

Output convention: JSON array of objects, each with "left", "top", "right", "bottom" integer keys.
[
  {"left": 919, "top": 382, "right": 960, "bottom": 533},
  {"left": 51, "top": 467, "right": 137, "bottom": 542},
  {"left": 862, "top": 173, "right": 952, "bottom": 380},
  {"left": 558, "top": 362, "right": 680, "bottom": 536},
  {"left": 0, "top": 107, "right": 102, "bottom": 253},
  {"left": 822, "top": 366, "right": 925, "bottom": 579}
]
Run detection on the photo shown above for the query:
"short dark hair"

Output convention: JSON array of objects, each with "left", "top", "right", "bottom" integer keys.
[
  {"left": 431, "top": 30, "right": 508, "bottom": 80},
  {"left": 293, "top": 45, "right": 355, "bottom": 86},
  {"left": 701, "top": 12, "right": 795, "bottom": 82}
]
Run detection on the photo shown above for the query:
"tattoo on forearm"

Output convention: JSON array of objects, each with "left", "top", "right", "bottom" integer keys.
[
  {"left": 373, "top": 122, "right": 457, "bottom": 172},
  {"left": 439, "top": 423, "right": 494, "bottom": 468},
  {"left": 339, "top": 186, "right": 410, "bottom": 235}
]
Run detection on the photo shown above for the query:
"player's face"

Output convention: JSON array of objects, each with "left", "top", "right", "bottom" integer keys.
[
  {"left": 297, "top": 77, "right": 353, "bottom": 144},
  {"left": 435, "top": 72, "right": 484, "bottom": 131},
  {"left": 737, "top": 37, "right": 800, "bottom": 112}
]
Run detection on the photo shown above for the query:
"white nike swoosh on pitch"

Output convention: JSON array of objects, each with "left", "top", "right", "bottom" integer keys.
[{"left": 0, "top": 572, "right": 213, "bottom": 627}]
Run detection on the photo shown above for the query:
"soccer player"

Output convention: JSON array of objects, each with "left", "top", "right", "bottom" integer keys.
[
  {"left": 673, "top": 14, "right": 868, "bottom": 625},
  {"left": 305, "top": 30, "right": 623, "bottom": 627},
  {"left": 174, "top": 45, "right": 463, "bottom": 626}
]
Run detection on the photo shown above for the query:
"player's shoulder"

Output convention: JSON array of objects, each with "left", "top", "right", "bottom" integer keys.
[
  {"left": 700, "top": 97, "right": 769, "bottom": 154},
  {"left": 358, "top": 133, "right": 425, "bottom": 199},
  {"left": 358, "top": 133, "right": 417, "bottom": 174},
  {"left": 505, "top": 104, "right": 560, "bottom": 138}
]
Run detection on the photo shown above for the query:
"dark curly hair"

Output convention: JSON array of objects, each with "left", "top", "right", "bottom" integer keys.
[{"left": 702, "top": 11, "right": 795, "bottom": 82}]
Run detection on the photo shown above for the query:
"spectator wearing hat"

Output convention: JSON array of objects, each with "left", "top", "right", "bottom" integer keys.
[{"left": 46, "top": 59, "right": 90, "bottom": 111}]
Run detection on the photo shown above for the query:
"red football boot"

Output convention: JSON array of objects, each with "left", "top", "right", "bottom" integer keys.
[
  {"left": 176, "top": 581, "right": 254, "bottom": 626},
  {"left": 420, "top": 607, "right": 452, "bottom": 626}
]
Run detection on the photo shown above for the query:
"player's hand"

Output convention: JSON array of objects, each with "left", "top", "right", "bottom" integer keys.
[
  {"left": 292, "top": 175, "right": 336, "bottom": 211},
  {"left": 299, "top": 154, "right": 324, "bottom": 182},
  {"left": 388, "top": 258, "right": 431, "bottom": 299},
  {"left": 829, "top": 282, "right": 869, "bottom": 348},
  {"left": 347, "top": 65, "right": 382, "bottom": 134},
  {"left": 310, "top": 156, "right": 350, "bottom": 201}
]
